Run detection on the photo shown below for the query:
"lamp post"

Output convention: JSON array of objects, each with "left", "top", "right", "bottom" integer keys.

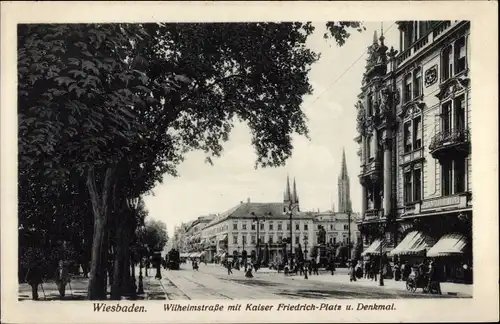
[
  {"left": 303, "top": 237, "right": 308, "bottom": 279},
  {"left": 347, "top": 211, "right": 352, "bottom": 261},
  {"left": 378, "top": 223, "right": 385, "bottom": 287},
  {"left": 284, "top": 203, "right": 298, "bottom": 268},
  {"left": 126, "top": 197, "right": 140, "bottom": 296},
  {"left": 252, "top": 212, "right": 270, "bottom": 267},
  {"left": 137, "top": 225, "right": 145, "bottom": 295}
]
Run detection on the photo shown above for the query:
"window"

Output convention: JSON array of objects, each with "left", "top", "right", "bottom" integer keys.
[
  {"left": 259, "top": 235, "right": 264, "bottom": 244},
  {"left": 260, "top": 223, "right": 264, "bottom": 231},
  {"left": 329, "top": 237, "right": 333, "bottom": 244},
  {"left": 413, "top": 116, "right": 422, "bottom": 149},
  {"left": 251, "top": 235, "right": 256, "bottom": 244},
  {"left": 404, "top": 170, "right": 413, "bottom": 204},
  {"left": 442, "top": 45, "right": 453, "bottom": 81},
  {"left": 277, "top": 222, "right": 282, "bottom": 231},
  {"left": 233, "top": 222, "right": 238, "bottom": 230},
  {"left": 367, "top": 95, "right": 373, "bottom": 116},
  {"left": 343, "top": 224, "right": 349, "bottom": 230},
  {"left": 369, "top": 135, "right": 376, "bottom": 160},
  {"left": 317, "top": 224, "right": 321, "bottom": 230},
  {"left": 455, "top": 37, "right": 466, "bottom": 74},
  {"left": 442, "top": 160, "right": 453, "bottom": 196},
  {"left": 277, "top": 235, "right": 283, "bottom": 243},
  {"left": 454, "top": 96, "right": 465, "bottom": 131},
  {"left": 269, "top": 236, "right": 273, "bottom": 244},
  {"left": 304, "top": 224, "right": 308, "bottom": 231},
  {"left": 242, "top": 223, "right": 247, "bottom": 230},
  {"left": 413, "top": 168, "right": 422, "bottom": 201},
  {"left": 295, "top": 223, "right": 300, "bottom": 230},
  {"left": 333, "top": 237, "right": 337, "bottom": 244},
  {"left": 413, "top": 67, "right": 422, "bottom": 98},
  {"left": 404, "top": 74, "right": 412, "bottom": 102},
  {"left": 442, "top": 101, "right": 452, "bottom": 133},
  {"left": 404, "top": 122, "right": 412, "bottom": 153},
  {"left": 286, "top": 222, "right": 291, "bottom": 230},
  {"left": 343, "top": 235, "right": 347, "bottom": 244},
  {"left": 330, "top": 224, "right": 333, "bottom": 230},
  {"left": 295, "top": 236, "right": 300, "bottom": 244},
  {"left": 242, "top": 235, "right": 247, "bottom": 245},
  {"left": 269, "top": 222, "right": 274, "bottom": 231},
  {"left": 251, "top": 223, "right": 256, "bottom": 231},
  {"left": 233, "top": 235, "right": 238, "bottom": 245},
  {"left": 455, "top": 158, "right": 466, "bottom": 193}
]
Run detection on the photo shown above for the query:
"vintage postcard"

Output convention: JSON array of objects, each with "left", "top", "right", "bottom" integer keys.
[{"left": 1, "top": 1, "right": 498, "bottom": 323}]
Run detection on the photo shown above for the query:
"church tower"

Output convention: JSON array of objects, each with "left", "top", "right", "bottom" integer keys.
[
  {"left": 338, "top": 148, "right": 352, "bottom": 213},
  {"left": 283, "top": 175, "right": 300, "bottom": 213}
]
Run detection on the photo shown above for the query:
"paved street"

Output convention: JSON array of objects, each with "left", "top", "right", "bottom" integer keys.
[
  {"left": 154, "top": 263, "right": 471, "bottom": 300},
  {"left": 18, "top": 263, "right": 471, "bottom": 301}
]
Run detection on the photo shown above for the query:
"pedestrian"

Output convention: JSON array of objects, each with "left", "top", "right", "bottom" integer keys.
[
  {"left": 427, "top": 260, "right": 442, "bottom": 295},
  {"left": 371, "top": 260, "right": 378, "bottom": 281},
  {"left": 364, "top": 260, "right": 370, "bottom": 279},
  {"left": 227, "top": 261, "right": 233, "bottom": 275},
  {"left": 145, "top": 258, "right": 150, "bottom": 277},
  {"left": 245, "top": 265, "right": 253, "bottom": 278},
  {"left": 394, "top": 262, "right": 401, "bottom": 281},
  {"left": 25, "top": 260, "right": 44, "bottom": 300},
  {"left": 402, "top": 261, "right": 411, "bottom": 281},
  {"left": 308, "top": 261, "right": 313, "bottom": 276},
  {"left": 55, "top": 260, "right": 70, "bottom": 299},
  {"left": 330, "top": 259, "right": 336, "bottom": 276},
  {"left": 349, "top": 259, "right": 357, "bottom": 282}
]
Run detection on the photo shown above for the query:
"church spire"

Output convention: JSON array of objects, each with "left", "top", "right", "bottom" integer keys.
[
  {"left": 284, "top": 174, "right": 292, "bottom": 202},
  {"left": 373, "top": 30, "right": 378, "bottom": 44},
  {"left": 293, "top": 178, "right": 299, "bottom": 204},
  {"left": 340, "top": 147, "right": 348, "bottom": 180}
]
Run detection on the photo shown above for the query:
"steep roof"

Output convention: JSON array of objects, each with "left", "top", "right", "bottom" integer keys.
[{"left": 204, "top": 202, "right": 314, "bottom": 229}]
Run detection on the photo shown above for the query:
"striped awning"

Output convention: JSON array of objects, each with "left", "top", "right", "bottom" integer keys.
[
  {"left": 388, "top": 231, "right": 436, "bottom": 256},
  {"left": 427, "top": 233, "right": 468, "bottom": 257},
  {"left": 361, "top": 239, "right": 388, "bottom": 256}
]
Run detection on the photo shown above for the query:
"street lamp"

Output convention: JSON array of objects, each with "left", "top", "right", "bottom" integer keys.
[
  {"left": 137, "top": 224, "right": 145, "bottom": 295},
  {"left": 251, "top": 212, "right": 270, "bottom": 266},
  {"left": 347, "top": 211, "right": 352, "bottom": 261},
  {"left": 378, "top": 223, "right": 385, "bottom": 287},
  {"left": 126, "top": 197, "right": 140, "bottom": 296},
  {"left": 283, "top": 203, "right": 298, "bottom": 268},
  {"left": 303, "top": 237, "right": 308, "bottom": 279}
]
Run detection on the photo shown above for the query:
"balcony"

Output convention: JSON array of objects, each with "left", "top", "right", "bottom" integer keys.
[
  {"left": 359, "top": 160, "right": 381, "bottom": 185},
  {"left": 396, "top": 21, "right": 463, "bottom": 68},
  {"left": 364, "top": 209, "right": 384, "bottom": 221},
  {"left": 429, "top": 128, "right": 470, "bottom": 159}
]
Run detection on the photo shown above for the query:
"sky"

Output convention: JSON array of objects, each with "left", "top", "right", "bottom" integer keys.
[{"left": 144, "top": 21, "right": 399, "bottom": 236}]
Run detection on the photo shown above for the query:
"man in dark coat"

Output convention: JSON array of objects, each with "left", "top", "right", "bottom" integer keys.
[{"left": 26, "top": 261, "right": 44, "bottom": 300}]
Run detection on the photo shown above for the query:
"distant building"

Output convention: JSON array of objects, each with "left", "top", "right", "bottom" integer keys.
[{"left": 355, "top": 21, "right": 471, "bottom": 282}]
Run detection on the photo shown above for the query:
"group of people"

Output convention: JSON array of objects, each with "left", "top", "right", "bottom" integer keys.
[
  {"left": 392, "top": 259, "right": 442, "bottom": 294},
  {"left": 25, "top": 260, "right": 72, "bottom": 300}
]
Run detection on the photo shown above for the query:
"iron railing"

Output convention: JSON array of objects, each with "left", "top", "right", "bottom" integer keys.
[{"left": 429, "top": 128, "right": 470, "bottom": 152}]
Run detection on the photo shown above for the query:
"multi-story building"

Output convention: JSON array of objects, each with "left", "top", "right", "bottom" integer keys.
[{"left": 355, "top": 21, "right": 472, "bottom": 282}]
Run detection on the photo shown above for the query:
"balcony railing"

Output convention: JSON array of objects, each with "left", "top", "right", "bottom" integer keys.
[
  {"left": 396, "top": 21, "right": 459, "bottom": 67},
  {"left": 429, "top": 128, "right": 470, "bottom": 157},
  {"left": 364, "top": 208, "right": 384, "bottom": 221}
]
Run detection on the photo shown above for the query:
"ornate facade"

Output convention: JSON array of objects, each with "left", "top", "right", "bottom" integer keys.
[{"left": 355, "top": 21, "right": 472, "bottom": 283}]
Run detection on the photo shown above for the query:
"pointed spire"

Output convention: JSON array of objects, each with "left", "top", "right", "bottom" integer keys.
[
  {"left": 379, "top": 22, "right": 385, "bottom": 45},
  {"left": 373, "top": 30, "right": 378, "bottom": 44},
  {"left": 284, "top": 174, "right": 292, "bottom": 202},
  {"left": 293, "top": 178, "right": 299, "bottom": 204},
  {"left": 340, "top": 147, "right": 348, "bottom": 179}
]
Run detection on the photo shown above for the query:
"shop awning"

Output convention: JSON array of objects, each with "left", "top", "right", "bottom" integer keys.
[
  {"left": 361, "top": 239, "right": 388, "bottom": 256},
  {"left": 388, "top": 231, "right": 436, "bottom": 256},
  {"left": 427, "top": 233, "right": 468, "bottom": 257},
  {"left": 218, "top": 234, "right": 228, "bottom": 242}
]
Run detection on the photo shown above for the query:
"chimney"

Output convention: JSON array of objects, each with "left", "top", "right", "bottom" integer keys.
[{"left": 247, "top": 197, "right": 250, "bottom": 203}]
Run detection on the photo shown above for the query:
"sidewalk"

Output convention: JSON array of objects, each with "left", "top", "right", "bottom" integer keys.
[{"left": 289, "top": 273, "right": 473, "bottom": 297}]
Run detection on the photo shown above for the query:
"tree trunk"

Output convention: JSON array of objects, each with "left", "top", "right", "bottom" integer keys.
[{"left": 86, "top": 166, "right": 115, "bottom": 300}]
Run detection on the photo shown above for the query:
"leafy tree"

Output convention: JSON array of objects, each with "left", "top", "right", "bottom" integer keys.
[
  {"left": 138, "top": 219, "right": 169, "bottom": 253},
  {"left": 18, "top": 22, "right": 364, "bottom": 299}
]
